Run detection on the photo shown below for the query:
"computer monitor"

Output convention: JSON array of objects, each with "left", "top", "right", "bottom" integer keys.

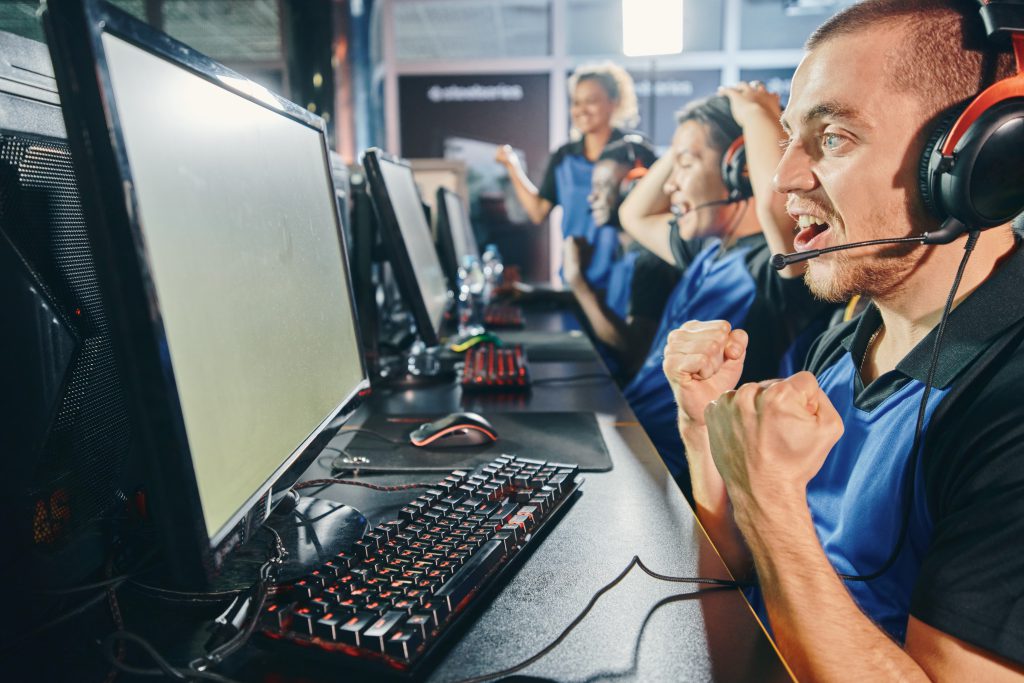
[
  {"left": 362, "top": 148, "right": 449, "bottom": 348},
  {"left": 44, "top": 0, "right": 369, "bottom": 587},
  {"left": 435, "top": 186, "right": 480, "bottom": 288}
]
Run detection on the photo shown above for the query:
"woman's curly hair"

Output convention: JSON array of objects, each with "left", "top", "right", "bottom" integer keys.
[{"left": 568, "top": 61, "right": 640, "bottom": 135}]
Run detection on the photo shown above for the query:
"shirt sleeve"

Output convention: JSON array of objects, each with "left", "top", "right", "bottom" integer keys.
[
  {"left": 628, "top": 251, "right": 681, "bottom": 321},
  {"left": 910, "top": 337, "right": 1024, "bottom": 666}
]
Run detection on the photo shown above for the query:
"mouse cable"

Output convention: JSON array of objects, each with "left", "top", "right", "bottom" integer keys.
[
  {"left": 452, "top": 555, "right": 751, "bottom": 683},
  {"left": 292, "top": 478, "right": 437, "bottom": 493},
  {"left": 333, "top": 426, "right": 406, "bottom": 446}
]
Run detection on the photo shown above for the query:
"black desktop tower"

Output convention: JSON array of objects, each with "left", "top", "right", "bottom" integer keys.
[{"left": 0, "top": 28, "right": 133, "bottom": 617}]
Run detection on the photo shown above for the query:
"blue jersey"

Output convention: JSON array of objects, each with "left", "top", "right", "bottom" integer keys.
[
  {"left": 623, "top": 229, "right": 826, "bottom": 478},
  {"left": 539, "top": 129, "right": 625, "bottom": 243},
  {"left": 744, "top": 247, "right": 1024, "bottom": 667}
]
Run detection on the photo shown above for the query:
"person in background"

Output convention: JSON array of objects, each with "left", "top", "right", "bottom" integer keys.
[
  {"left": 496, "top": 62, "right": 639, "bottom": 248},
  {"left": 616, "top": 89, "right": 829, "bottom": 495},
  {"left": 665, "top": 1, "right": 1024, "bottom": 678},
  {"left": 562, "top": 138, "right": 678, "bottom": 380}
]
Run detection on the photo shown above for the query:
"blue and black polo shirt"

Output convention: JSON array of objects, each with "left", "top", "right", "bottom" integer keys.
[
  {"left": 623, "top": 225, "right": 828, "bottom": 478},
  {"left": 749, "top": 240, "right": 1024, "bottom": 664},
  {"left": 539, "top": 129, "right": 625, "bottom": 244}
]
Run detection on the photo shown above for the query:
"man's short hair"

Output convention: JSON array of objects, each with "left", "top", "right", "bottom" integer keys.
[
  {"left": 674, "top": 95, "right": 743, "bottom": 157},
  {"left": 807, "top": 0, "right": 1015, "bottom": 121},
  {"left": 597, "top": 137, "right": 657, "bottom": 169}
]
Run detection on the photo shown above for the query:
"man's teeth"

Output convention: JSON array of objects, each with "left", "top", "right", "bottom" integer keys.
[{"left": 797, "top": 214, "right": 828, "bottom": 229}]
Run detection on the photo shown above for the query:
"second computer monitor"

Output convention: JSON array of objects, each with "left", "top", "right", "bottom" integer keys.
[
  {"left": 435, "top": 186, "right": 480, "bottom": 288},
  {"left": 363, "top": 149, "right": 449, "bottom": 348}
]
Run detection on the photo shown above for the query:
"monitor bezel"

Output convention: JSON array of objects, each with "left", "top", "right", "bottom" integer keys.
[
  {"left": 362, "top": 148, "right": 447, "bottom": 348},
  {"left": 435, "top": 186, "right": 480, "bottom": 289},
  {"left": 43, "top": 0, "right": 370, "bottom": 587}
]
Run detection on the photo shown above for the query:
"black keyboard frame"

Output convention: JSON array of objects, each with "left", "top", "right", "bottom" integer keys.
[{"left": 256, "top": 462, "right": 583, "bottom": 680}]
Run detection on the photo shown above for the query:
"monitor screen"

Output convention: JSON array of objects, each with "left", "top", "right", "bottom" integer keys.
[
  {"left": 45, "top": 0, "right": 369, "bottom": 585},
  {"left": 363, "top": 149, "right": 449, "bottom": 346},
  {"left": 100, "top": 34, "right": 366, "bottom": 542},
  {"left": 442, "top": 189, "right": 479, "bottom": 264}
]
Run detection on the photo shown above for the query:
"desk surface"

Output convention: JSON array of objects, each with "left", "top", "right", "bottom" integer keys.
[{"left": 245, "top": 309, "right": 792, "bottom": 682}]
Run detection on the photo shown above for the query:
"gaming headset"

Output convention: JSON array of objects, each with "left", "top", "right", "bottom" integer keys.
[
  {"left": 721, "top": 136, "right": 753, "bottom": 202},
  {"left": 919, "top": 1, "right": 1024, "bottom": 243}
]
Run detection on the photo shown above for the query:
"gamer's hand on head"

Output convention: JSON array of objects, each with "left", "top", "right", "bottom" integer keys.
[
  {"left": 718, "top": 81, "right": 783, "bottom": 128},
  {"left": 704, "top": 372, "right": 844, "bottom": 512},
  {"left": 495, "top": 144, "right": 521, "bottom": 170},
  {"left": 662, "top": 320, "right": 748, "bottom": 428},
  {"left": 561, "top": 236, "right": 592, "bottom": 289}
]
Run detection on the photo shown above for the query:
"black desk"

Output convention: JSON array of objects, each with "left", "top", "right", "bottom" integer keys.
[{"left": 251, "top": 309, "right": 793, "bottom": 682}]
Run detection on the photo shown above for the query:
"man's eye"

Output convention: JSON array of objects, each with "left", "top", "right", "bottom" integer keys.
[{"left": 822, "top": 133, "right": 845, "bottom": 152}]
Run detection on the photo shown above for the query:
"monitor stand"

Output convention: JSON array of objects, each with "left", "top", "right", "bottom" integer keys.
[{"left": 377, "top": 339, "right": 456, "bottom": 387}]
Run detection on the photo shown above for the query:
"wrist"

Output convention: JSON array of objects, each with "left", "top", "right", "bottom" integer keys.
[{"left": 730, "top": 482, "right": 810, "bottom": 546}]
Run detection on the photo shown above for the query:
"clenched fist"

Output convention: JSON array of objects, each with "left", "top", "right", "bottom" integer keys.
[
  {"left": 704, "top": 372, "right": 844, "bottom": 507},
  {"left": 662, "top": 320, "right": 749, "bottom": 428}
]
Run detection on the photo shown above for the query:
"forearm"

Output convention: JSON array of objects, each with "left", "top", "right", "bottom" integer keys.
[
  {"left": 681, "top": 418, "right": 753, "bottom": 579},
  {"left": 619, "top": 155, "right": 675, "bottom": 264},
  {"left": 740, "top": 496, "right": 929, "bottom": 682},
  {"left": 570, "top": 279, "right": 630, "bottom": 352},
  {"left": 505, "top": 163, "right": 550, "bottom": 224},
  {"left": 742, "top": 114, "right": 803, "bottom": 279}
]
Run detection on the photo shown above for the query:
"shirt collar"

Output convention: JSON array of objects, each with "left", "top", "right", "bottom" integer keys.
[{"left": 841, "top": 239, "right": 1024, "bottom": 387}]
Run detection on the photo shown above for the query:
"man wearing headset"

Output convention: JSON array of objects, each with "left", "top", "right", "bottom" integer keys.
[
  {"left": 616, "top": 91, "right": 831, "bottom": 494},
  {"left": 665, "top": 0, "right": 1024, "bottom": 678}
]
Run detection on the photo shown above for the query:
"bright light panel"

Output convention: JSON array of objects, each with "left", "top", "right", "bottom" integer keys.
[{"left": 622, "top": 0, "right": 684, "bottom": 57}]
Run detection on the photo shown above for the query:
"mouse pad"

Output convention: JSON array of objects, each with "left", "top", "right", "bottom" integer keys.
[{"left": 333, "top": 412, "right": 613, "bottom": 473}]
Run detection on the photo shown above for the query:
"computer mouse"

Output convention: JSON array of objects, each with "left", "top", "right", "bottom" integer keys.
[{"left": 409, "top": 412, "right": 498, "bottom": 448}]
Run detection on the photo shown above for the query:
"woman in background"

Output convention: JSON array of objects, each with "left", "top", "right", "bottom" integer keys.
[{"left": 495, "top": 62, "right": 639, "bottom": 246}]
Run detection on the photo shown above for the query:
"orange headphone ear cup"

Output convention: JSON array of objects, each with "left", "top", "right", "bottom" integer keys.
[
  {"left": 923, "top": 97, "right": 1024, "bottom": 228},
  {"left": 721, "top": 137, "right": 752, "bottom": 201}
]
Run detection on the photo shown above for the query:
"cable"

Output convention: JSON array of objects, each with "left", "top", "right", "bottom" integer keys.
[
  {"left": 283, "top": 501, "right": 357, "bottom": 528},
  {"left": 532, "top": 373, "right": 613, "bottom": 385},
  {"left": 101, "top": 631, "right": 242, "bottom": 682},
  {"left": 128, "top": 582, "right": 244, "bottom": 604},
  {"left": 34, "top": 548, "right": 159, "bottom": 596},
  {"left": 293, "top": 478, "right": 437, "bottom": 492},
  {"left": 333, "top": 426, "right": 405, "bottom": 446},
  {"left": 329, "top": 459, "right": 463, "bottom": 475},
  {"left": 1, "top": 584, "right": 125, "bottom": 653},
  {"left": 841, "top": 229, "right": 979, "bottom": 582},
  {"left": 452, "top": 555, "right": 748, "bottom": 683}
]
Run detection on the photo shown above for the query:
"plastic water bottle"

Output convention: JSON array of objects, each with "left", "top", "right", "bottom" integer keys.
[
  {"left": 458, "top": 255, "right": 485, "bottom": 335},
  {"left": 481, "top": 244, "right": 504, "bottom": 304}
]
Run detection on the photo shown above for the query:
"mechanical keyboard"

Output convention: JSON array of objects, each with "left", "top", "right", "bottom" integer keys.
[
  {"left": 259, "top": 455, "right": 582, "bottom": 675},
  {"left": 483, "top": 303, "right": 524, "bottom": 328},
  {"left": 460, "top": 342, "right": 530, "bottom": 391}
]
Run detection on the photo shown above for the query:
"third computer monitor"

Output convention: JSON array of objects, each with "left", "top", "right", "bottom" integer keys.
[{"left": 435, "top": 186, "right": 480, "bottom": 289}]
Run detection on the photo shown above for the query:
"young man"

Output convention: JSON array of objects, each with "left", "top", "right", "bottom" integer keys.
[
  {"left": 562, "top": 138, "right": 678, "bottom": 379},
  {"left": 615, "top": 91, "right": 829, "bottom": 485},
  {"left": 664, "top": 1, "right": 1024, "bottom": 679}
]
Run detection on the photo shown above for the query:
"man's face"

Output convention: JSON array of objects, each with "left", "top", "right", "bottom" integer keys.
[
  {"left": 663, "top": 120, "right": 732, "bottom": 235},
  {"left": 776, "top": 26, "right": 936, "bottom": 302},
  {"left": 588, "top": 160, "right": 627, "bottom": 227}
]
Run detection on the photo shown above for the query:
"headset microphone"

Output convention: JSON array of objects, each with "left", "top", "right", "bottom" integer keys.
[
  {"left": 770, "top": 217, "right": 971, "bottom": 270},
  {"left": 671, "top": 197, "right": 736, "bottom": 218}
]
